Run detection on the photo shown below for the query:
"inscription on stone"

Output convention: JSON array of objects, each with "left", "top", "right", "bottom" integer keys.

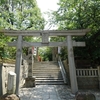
[{"left": 42, "top": 33, "right": 49, "bottom": 43}]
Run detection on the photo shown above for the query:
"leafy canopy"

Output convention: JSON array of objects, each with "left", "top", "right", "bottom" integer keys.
[{"left": 0, "top": 0, "right": 45, "bottom": 59}]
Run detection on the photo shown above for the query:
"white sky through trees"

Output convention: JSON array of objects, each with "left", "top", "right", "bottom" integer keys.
[
  {"left": 36, "top": 0, "right": 59, "bottom": 29},
  {"left": 36, "top": 0, "right": 59, "bottom": 13}
]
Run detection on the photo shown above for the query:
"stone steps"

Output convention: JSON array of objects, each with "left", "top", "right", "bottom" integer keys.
[
  {"left": 33, "top": 61, "right": 65, "bottom": 85},
  {"left": 33, "top": 71, "right": 61, "bottom": 74},
  {"left": 34, "top": 75, "right": 63, "bottom": 79},
  {"left": 35, "top": 80, "right": 64, "bottom": 85},
  {"left": 36, "top": 77, "right": 63, "bottom": 80}
]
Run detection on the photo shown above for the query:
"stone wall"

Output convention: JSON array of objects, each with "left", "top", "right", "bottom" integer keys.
[
  {"left": 4, "top": 65, "right": 15, "bottom": 91},
  {"left": 1, "top": 64, "right": 15, "bottom": 95},
  {"left": 5, "top": 66, "right": 15, "bottom": 81},
  {"left": 0, "top": 64, "right": 24, "bottom": 96},
  {"left": 62, "top": 60, "right": 99, "bottom": 89},
  {"left": 77, "top": 77, "right": 99, "bottom": 89}
]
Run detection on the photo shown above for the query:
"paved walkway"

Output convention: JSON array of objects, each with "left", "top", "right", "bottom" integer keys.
[
  {"left": 19, "top": 85, "right": 76, "bottom": 100},
  {"left": 19, "top": 85, "right": 100, "bottom": 100}
]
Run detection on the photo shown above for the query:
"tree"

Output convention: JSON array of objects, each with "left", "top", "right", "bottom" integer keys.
[
  {"left": 0, "top": 0, "right": 45, "bottom": 59},
  {"left": 51, "top": 0, "right": 100, "bottom": 31},
  {"left": 49, "top": 0, "right": 100, "bottom": 66},
  {"left": 39, "top": 47, "right": 52, "bottom": 61},
  {"left": 0, "top": 0, "right": 45, "bottom": 30}
]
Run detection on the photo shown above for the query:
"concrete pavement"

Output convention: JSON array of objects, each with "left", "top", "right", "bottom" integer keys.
[
  {"left": 19, "top": 85, "right": 100, "bottom": 100},
  {"left": 20, "top": 85, "right": 61, "bottom": 100},
  {"left": 19, "top": 85, "right": 75, "bottom": 100}
]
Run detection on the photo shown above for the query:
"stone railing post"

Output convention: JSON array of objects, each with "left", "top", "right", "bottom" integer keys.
[
  {"left": 0, "top": 63, "right": 6, "bottom": 96},
  {"left": 7, "top": 71, "right": 16, "bottom": 94},
  {"left": 97, "top": 66, "right": 100, "bottom": 89},
  {"left": 0, "top": 63, "right": 3, "bottom": 96}
]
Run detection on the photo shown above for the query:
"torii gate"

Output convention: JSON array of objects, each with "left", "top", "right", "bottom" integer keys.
[{"left": 2, "top": 29, "right": 89, "bottom": 95}]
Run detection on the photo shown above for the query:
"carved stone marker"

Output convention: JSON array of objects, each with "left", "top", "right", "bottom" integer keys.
[
  {"left": 25, "top": 47, "right": 35, "bottom": 87},
  {"left": 27, "top": 48, "right": 33, "bottom": 77},
  {"left": 7, "top": 71, "right": 16, "bottom": 94}
]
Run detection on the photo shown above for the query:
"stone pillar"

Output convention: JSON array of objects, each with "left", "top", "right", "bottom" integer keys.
[
  {"left": 67, "top": 35, "right": 78, "bottom": 94},
  {"left": 98, "top": 66, "right": 100, "bottom": 89},
  {"left": 27, "top": 48, "right": 33, "bottom": 77},
  {"left": 56, "top": 47, "right": 58, "bottom": 61},
  {"left": 25, "top": 47, "right": 35, "bottom": 87},
  {"left": 0, "top": 64, "right": 3, "bottom": 96},
  {"left": 0, "top": 64, "right": 6, "bottom": 96},
  {"left": 7, "top": 71, "right": 16, "bottom": 94},
  {"left": 52, "top": 47, "right": 55, "bottom": 61},
  {"left": 58, "top": 46, "right": 61, "bottom": 54},
  {"left": 36, "top": 47, "right": 39, "bottom": 61},
  {"left": 15, "top": 35, "right": 22, "bottom": 95},
  {"left": 52, "top": 47, "right": 57, "bottom": 61}
]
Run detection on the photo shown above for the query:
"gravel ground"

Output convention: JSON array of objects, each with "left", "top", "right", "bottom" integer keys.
[
  {"left": 55, "top": 85, "right": 100, "bottom": 100},
  {"left": 21, "top": 85, "right": 98, "bottom": 100},
  {"left": 56, "top": 85, "right": 76, "bottom": 100}
]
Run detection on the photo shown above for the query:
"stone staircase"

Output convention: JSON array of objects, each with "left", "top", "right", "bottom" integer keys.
[{"left": 33, "top": 61, "right": 65, "bottom": 85}]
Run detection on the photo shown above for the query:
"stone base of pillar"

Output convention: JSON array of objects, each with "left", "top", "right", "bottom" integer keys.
[
  {"left": 0, "top": 93, "right": 20, "bottom": 100},
  {"left": 25, "top": 76, "right": 36, "bottom": 87}
]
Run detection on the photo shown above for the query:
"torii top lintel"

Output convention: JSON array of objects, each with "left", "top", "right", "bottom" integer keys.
[{"left": 1, "top": 29, "right": 90, "bottom": 36}]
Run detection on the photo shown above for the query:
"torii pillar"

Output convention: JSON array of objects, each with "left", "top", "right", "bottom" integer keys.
[
  {"left": 67, "top": 35, "right": 78, "bottom": 94},
  {"left": 15, "top": 35, "right": 22, "bottom": 95}
]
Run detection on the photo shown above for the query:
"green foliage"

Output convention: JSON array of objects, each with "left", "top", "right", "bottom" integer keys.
[
  {"left": 60, "top": 47, "right": 68, "bottom": 60},
  {"left": 0, "top": 0, "right": 45, "bottom": 30},
  {"left": 0, "top": 0, "right": 45, "bottom": 59},
  {"left": 51, "top": 0, "right": 100, "bottom": 30},
  {"left": 39, "top": 47, "right": 52, "bottom": 61},
  {"left": 50, "top": 0, "right": 100, "bottom": 66},
  {"left": 50, "top": 36, "right": 66, "bottom": 42}
]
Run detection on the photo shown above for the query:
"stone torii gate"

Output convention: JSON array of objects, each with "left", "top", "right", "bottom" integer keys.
[{"left": 2, "top": 29, "right": 89, "bottom": 95}]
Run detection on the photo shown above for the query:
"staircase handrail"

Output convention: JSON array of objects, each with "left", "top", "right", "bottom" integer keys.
[{"left": 58, "top": 56, "right": 67, "bottom": 83}]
